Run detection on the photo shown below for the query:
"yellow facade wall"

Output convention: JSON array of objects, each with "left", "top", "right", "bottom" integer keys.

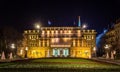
[
  {"left": 17, "top": 47, "right": 26, "bottom": 58},
  {"left": 18, "top": 47, "right": 91, "bottom": 58},
  {"left": 70, "top": 47, "right": 91, "bottom": 58},
  {"left": 27, "top": 47, "right": 49, "bottom": 58}
]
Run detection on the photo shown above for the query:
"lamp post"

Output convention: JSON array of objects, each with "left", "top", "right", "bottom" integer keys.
[
  {"left": 35, "top": 22, "right": 41, "bottom": 29},
  {"left": 11, "top": 43, "right": 15, "bottom": 49},
  {"left": 82, "top": 24, "right": 87, "bottom": 29},
  {"left": 34, "top": 22, "right": 41, "bottom": 35},
  {"left": 93, "top": 47, "right": 96, "bottom": 57},
  {"left": 34, "top": 22, "right": 41, "bottom": 43},
  {"left": 25, "top": 47, "right": 28, "bottom": 58},
  {"left": 104, "top": 44, "right": 110, "bottom": 59},
  {"left": 10, "top": 43, "right": 15, "bottom": 58},
  {"left": 35, "top": 24, "right": 40, "bottom": 29}
]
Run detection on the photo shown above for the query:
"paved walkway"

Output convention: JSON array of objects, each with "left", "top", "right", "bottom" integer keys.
[
  {"left": 0, "top": 58, "right": 28, "bottom": 62},
  {"left": 92, "top": 57, "right": 120, "bottom": 65}
]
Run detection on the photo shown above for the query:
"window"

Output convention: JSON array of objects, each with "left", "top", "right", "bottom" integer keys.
[
  {"left": 42, "top": 31, "right": 45, "bottom": 37},
  {"left": 47, "top": 31, "right": 50, "bottom": 37},
  {"left": 92, "top": 35, "right": 94, "bottom": 39},
  {"left": 29, "top": 35, "right": 31, "bottom": 39},
  {"left": 51, "top": 30, "right": 54, "bottom": 36},
  {"left": 73, "top": 40, "right": 75, "bottom": 47},
  {"left": 84, "top": 36, "right": 86, "bottom": 39}
]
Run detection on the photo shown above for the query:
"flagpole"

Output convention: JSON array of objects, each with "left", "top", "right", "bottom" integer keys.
[{"left": 78, "top": 16, "right": 81, "bottom": 27}]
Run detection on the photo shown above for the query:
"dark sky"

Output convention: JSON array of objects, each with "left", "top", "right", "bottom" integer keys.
[{"left": 1, "top": 0, "right": 120, "bottom": 35}]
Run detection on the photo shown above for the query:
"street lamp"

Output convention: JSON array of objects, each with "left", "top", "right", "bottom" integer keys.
[
  {"left": 36, "top": 24, "right": 40, "bottom": 29},
  {"left": 11, "top": 43, "right": 15, "bottom": 49},
  {"left": 10, "top": 43, "right": 15, "bottom": 58},
  {"left": 104, "top": 44, "right": 110, "bottom": 59},
  {"left": 34, "top": 22, "right": 41, "bottom": 29},
  {"left": 93, "top": 47, "right": 96, "bottom": 57},
  {"left": 25, "top": 47, "right": 28, "bottom": 51},
  {"left": 82, "top": 24, "right": 87, "bottom": 28},
  {"left": 25, "top": 47, "right": 28, "bottom": 58},
  {"left": 82, "top": 24, "right": 87, "bottom": 29}
]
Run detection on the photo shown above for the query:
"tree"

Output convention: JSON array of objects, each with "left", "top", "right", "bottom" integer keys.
[
  {"left": 0, "top": 26, "right": 23, "bottom": 58},
  {"left": 0, "top": 28, "right": 6, "bottom": 53}
]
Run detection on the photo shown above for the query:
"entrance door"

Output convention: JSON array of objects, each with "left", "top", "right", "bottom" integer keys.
[
  {"left": 52, "top": 48, "right": 69, "bottom": 57},
  {"left": 63, "top": 48, "right": 69, "bottom": 57},
  {"left": 53, "top": 48, "right": 58, "bottom": 57}
]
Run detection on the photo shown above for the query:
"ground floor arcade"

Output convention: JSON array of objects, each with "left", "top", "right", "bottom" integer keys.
[{"left": 18, "top": 47, "right": 91, "bottom": 59}]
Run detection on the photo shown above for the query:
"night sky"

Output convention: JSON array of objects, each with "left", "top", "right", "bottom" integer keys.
[{"left": 1, "top": 0, "right": 120, "bottom": 35}]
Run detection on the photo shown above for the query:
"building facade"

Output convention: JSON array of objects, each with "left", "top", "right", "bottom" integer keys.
[
  {"left": 17, "top": 27, "right": 97, "bottom": 58},
  {"left": 105, "top": 28, "right": 116, "bottom": 59},
  {"left": 105, "top": 18, "right": 120, "bottom": 59},
  {"left": 114, "top": 19, "right": 120, "bottom": 50}
]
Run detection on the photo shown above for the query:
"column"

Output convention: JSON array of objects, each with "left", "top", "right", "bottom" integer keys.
[
  {"left": 47, "top": 49, "right": 50, "bottom": 57},
  {"left": 57, "top": 49, "right": 59, "bottom": 56},
  {"left": 54, "top": 49, "right": 58, "bottom": 57},
  {"left": 106, "top": 52, "right": 109, "bottom": 59},
  {"left": 53, "top": 49, "right": 55, "bottom": 56}
]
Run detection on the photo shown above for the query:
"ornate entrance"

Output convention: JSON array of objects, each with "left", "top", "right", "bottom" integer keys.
[{"left": 52, "top": 48, "right": 69, "bottom": 57}]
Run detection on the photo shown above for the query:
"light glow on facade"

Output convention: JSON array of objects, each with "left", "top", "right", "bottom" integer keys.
[
  {"left": 11, "top": 43, "right": 15, "bottom": 49},
  {"left": 20, "top": 50, "right": 23, "bottom": 55},
  {"left": 18, "top": 27, "right": 97, "bottom": 59}
]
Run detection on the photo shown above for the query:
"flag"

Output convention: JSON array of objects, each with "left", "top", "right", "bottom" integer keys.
[
  {"left": 78, "top": 16, "right": 81, "bottom": 27},
  {"left": 48, "top": 20, "right": 51, "bottom": 25},
  {"left": 74, "top": 21, "right": 76, "bottom": 25}
]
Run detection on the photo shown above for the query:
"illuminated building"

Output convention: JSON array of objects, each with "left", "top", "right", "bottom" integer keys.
[
  {"left": 105, "top": 18, "right": 120, "bottom": 59},
  {"left": 105, "top": 28, "right": 115, "bottom": 59},
  {"left": 17, "top": 27, "right": 97, "bottom": 58}
]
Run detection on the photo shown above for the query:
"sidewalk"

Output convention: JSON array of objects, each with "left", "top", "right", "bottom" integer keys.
[
  {"left": 0, "top": 58, "right": 28, "bottom": 62},
  {"left": 92, "top": 57, "right": 120, "bottom": 65}
]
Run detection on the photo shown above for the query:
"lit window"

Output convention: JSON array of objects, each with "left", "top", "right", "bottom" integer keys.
[
  {"left": 64, "top": 30, "right": 67, "bottom": 34},
  {"left": 20, "top": 50, "right": 23, "bottom": 55},
  {"left": 77, "top": 30, "right": 81, "bottom": 37},
  {"left": 47, "top": 40, "right": 49, "bottom": 47},
  {"left": 51, "top": 38, "right": 55, "bottom": 43},
  {"left": 51, "top": 31, "right": 54, "bottom": 34},
  {"left": 63, "top": 38, "right": 70, "bottom": 42},
  {"left": 69, "top": 30, "right": 71, "bottom": 34},
  {"left": 56, "top": 30, "right": 58, "bottom": 35},
  {"left": 77, "top": 30, "right": 80, "bottom": 33},
  {"left": 60, "top": 30, "right": 62, "bottom": 34},
  {"left": 42, "top": 31, "right": 45, "bottom": 36},
  {"left": 29, "top": 36, "right": 31, "bottom": 39},
  {"left": 24, "top": 31, "right": 27, "bottom": 33},
  {"left": 47, "top": 31, "right": 50, "bottom": 37},
  {"left": 51, "top": 38, "right": 59, "bottom": 43},
  {"left": 92, "top": 36, "right": 94, "bottom": 39},
  {"left": 73, "top": 40, "right": 75, "bottom": 47},
  {"left": 55, "top": 38, "right": 59, "bottom": 43},
  {"left": 47, "top": 31, "right": 50, "bottom": 34}
]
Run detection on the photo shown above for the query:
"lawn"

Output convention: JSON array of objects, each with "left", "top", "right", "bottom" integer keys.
[{"left": 0, "top": 58, "right": 120, "bottom": 72}]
